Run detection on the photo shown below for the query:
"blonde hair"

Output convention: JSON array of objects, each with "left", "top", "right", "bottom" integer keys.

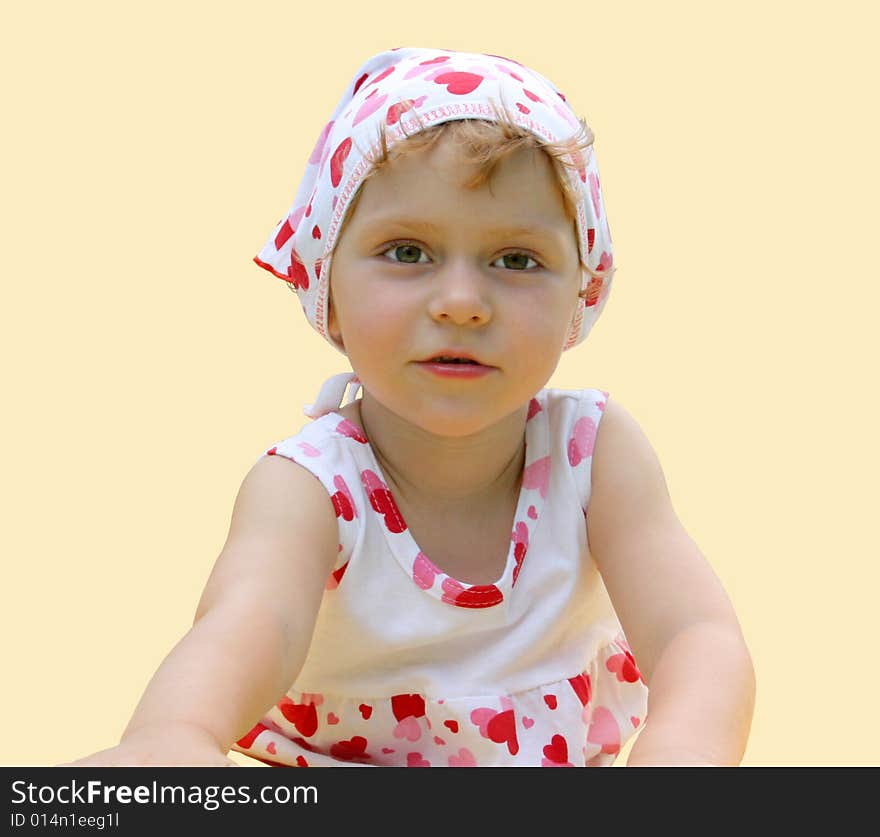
[{"left": 328, "top": 99, "right": 614, "bottom": 301}]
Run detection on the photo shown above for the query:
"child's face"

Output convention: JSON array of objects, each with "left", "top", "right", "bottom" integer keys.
[{"left": 328, "top": 131, "right": 582, "bottom": 436}]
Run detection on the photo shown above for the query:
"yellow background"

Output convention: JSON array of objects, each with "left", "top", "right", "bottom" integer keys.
[{"left": 2, "top": 1, "right": 877, "bottom": 767}]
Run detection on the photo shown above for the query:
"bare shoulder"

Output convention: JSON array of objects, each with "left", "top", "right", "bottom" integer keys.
[
  {"left": 589, "top": 397, "right": 671, "bottom": 527},
  {"left": 194, "top": 454, "right": 339, "bottom": 620}
]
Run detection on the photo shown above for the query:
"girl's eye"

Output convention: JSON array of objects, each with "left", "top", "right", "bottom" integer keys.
[
  {"left": 492, "top": 252, "right": 539, "bottom": 271},
  {"left": 381, "top": 243, "right": 430, "bottom": 264},
  {"left": 380, "top": 242, "right": 540, "bottom": 271}
]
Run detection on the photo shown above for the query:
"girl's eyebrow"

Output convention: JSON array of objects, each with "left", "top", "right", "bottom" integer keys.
[{"left": 359, "top": 216, "right": 566, "bottom": 245}]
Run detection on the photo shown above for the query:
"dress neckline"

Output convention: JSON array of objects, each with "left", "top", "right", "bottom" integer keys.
[{"left": 324, "top": 394, "right": 551, "bottom": 610}]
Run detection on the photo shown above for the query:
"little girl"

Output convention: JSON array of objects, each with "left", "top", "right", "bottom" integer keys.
[{"left": 65, "top": 46, "right": 754, "bottom": 767}]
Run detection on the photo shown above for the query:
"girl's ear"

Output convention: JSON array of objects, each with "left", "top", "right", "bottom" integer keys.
[{"left": 327, "top": 293, "right": 345, "bottom": 349}]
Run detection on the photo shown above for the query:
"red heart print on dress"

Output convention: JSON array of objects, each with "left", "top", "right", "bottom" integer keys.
[
  {"left": 511, "top": 521, "right": 528, "bottom": 585},
  {"left": 330, "top": 137, "right": 352, "bottom": 188},
  {"left": 327, "top": 713, "right": 339, "bottom": 725},
  {"left": 607, "top": 647, "right": 645, "bottom": 684},
  {"left": 279, "top": 699, "right": 319, "bottom": 737},
  {"left": 432, "top": 71, "right": 484, "bottom": 95},
  {"left": 362, "top": 469, "right": 406, "bottom": 533},
  {"left": 522, "top": 716, "right": 535, "bottom": 729},
  {"left": 236, "top": 722, "right": 270, "bottom": 749},
  {"left": 393, "top": 717, "right": 423, "bottom": 742},
  {"left": 296, "top": 441, "right": 321, "bottom": 458},
  {"left": 568, "top": 416, "right": 597, "bottom": 467},
  {"left": 444, "top": 720, "right": 459, "bottom": 734},
  {"left": 542, "top": 734, "right": 574, "bottom": 767},
  {"left": 587, "top": 706, "right": 621, "bottom": 756},
  {"left": 330, "top": 475, "right": 356, "bottom": 520},
  {"left": 544, "top": 694, "right": 558, "bottom": 710},
  {"left": 448, "top": 748, "right": 477, "bottom": 767},
  {"left": 413, "top": 552, "right": 440, "bottom": 590},
  {"left": 391, "top": 711, "right": 422, "bottom": 745},
  {"left": 334, "top": 418, "right": 368, "bottom": 443},
  {"left": 266, "top": 742, "right": 277, "bottom": 755},
  {"left": 330, "top": 490, "right": 353, "bottom": 522},
  {"left": 527, "top": 398, "right": 542, "bottom": 420},
  {"left": 522, "top": 455, "right": 551, "bottom": 499},
  {"left": 586, "top": 227, "right": 596, "bottom": 253},
  {"left": 392, "top": 693, "right": 426, "bottom": 720},
  {"left": 516, "top": 103, "right": 530, "bottom": 114},
  {"left": 569, "top": 673, "right": 592, "bottom": 707},
  {"left": 325, "top": 559, "right": 348, "bottom": 591},
  {"left": 471, "top": 707, "right": 519, "bottom": 756},
  {"left": 441, "top": 578, "right": 504, "bottom": 608},
  {"left": 406, "top": 752, "right": 431, "bottom": 767},
  {"left": 330, "top": 736, "right": 371, "bottom": 761},
  {"left": 359, "top": 704, "right": 373, "bottom": 720},
  {"left": 487, "top": 710, "right": 519, "bottom": 756}
]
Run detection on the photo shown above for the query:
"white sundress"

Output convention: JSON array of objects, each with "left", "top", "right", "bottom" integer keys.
[{"left": 232, "top": 372, "right": 649, "bottom": 767}]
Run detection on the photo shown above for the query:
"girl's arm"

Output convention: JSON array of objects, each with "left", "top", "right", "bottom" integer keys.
[
  {"left": 586, "top": 399, "right": 756, "bottom": 767},
  {"left": 62, "top": 455, "right": 339, "bottom": 766}
]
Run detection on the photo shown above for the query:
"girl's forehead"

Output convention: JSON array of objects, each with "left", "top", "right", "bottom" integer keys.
[{"left": 354, "top": 141, "right": 570, "bottom": 223}]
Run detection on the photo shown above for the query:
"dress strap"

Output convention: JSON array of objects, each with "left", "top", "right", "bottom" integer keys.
[{"left": 303, "top": 371, "right": 362, "bottom": 419}]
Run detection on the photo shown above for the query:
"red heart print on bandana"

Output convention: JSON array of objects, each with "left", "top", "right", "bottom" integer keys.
[
  {"left": 286, "top": 250, "right": 309, "bottom": 290},
  {"left": 432, "top": 71, "right": 485, "bottom": 95},
  {"left": 386, "top": 95, "right": 427, "bottom": 125},
  {"left": 330, "top": 137, "right": 352, "bottom": 188},
  {"left": 353, "top": 89, "right": 389, "bottom": 126},
  {"left": 583, "top": 277, "right": 603, "bottom": 308}
]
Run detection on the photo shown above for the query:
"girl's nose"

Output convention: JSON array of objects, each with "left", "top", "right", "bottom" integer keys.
[{"left": 426, "top": 260, "right": 492, "bottom": 326}]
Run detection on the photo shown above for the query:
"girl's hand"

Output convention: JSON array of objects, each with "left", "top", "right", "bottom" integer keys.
[{"left": 56, "top": 722, "right": 238, "bottom": 767}]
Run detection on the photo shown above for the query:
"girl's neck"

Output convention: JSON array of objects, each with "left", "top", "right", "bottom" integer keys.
[{"left": 352, "top": 392, "right": 528, "bottom": 513}]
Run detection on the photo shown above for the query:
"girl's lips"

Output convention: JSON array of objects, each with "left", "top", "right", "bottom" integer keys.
[{"left": 416, "top": 361, "right": 495, "bottom": 378}]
